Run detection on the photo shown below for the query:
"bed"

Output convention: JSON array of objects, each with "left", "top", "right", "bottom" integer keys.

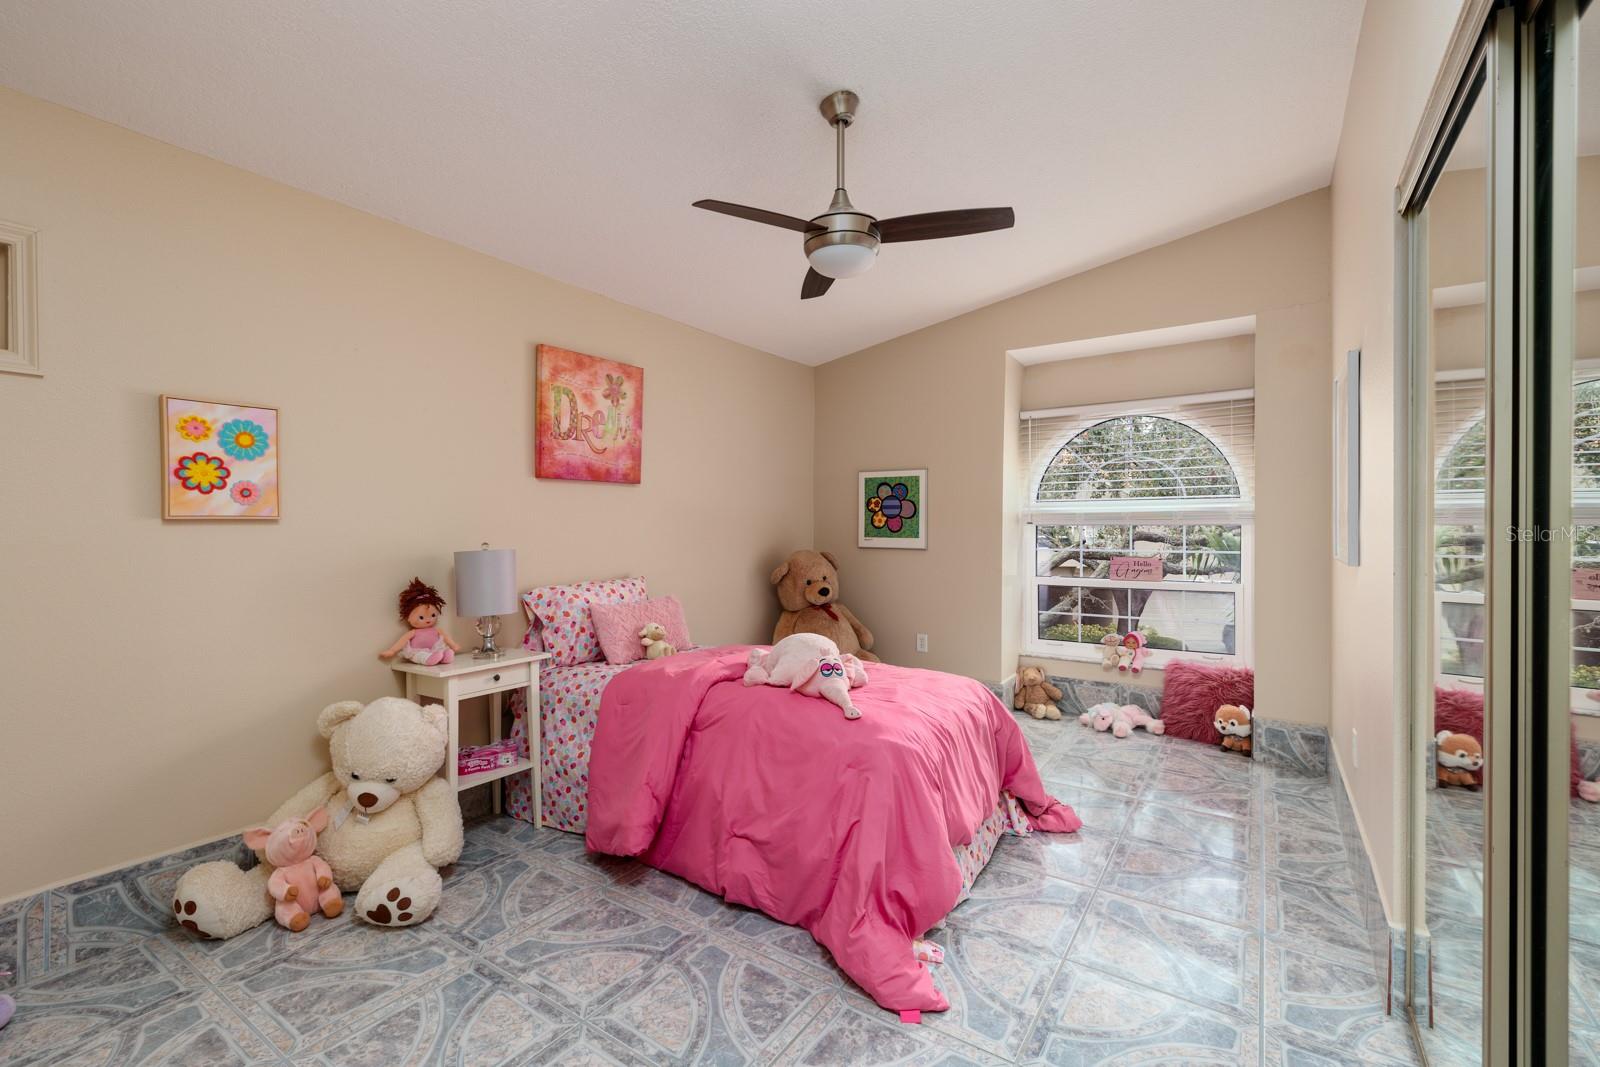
[
  {"left": 505, "top": 659, "right": 1039, "bottom": 909},
  {"left": 582, "top": 647, "right": 1080, "bottom": 1012}
]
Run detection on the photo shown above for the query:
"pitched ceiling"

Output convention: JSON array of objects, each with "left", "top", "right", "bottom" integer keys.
[{"left": 0, "top": 0, "right": 1365, "bottom": 364}]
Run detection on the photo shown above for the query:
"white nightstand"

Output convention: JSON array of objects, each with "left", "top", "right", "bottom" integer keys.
[{"left": 390, "top": 649, "right": 549, "bottom": 822}]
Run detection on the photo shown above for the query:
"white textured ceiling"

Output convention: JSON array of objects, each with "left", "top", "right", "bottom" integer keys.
[{"left": 0, "top": 0, "right": 1365, "bottom": 364}]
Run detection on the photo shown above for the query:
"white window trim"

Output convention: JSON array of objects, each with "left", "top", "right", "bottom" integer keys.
[
  {"left": 0, "top": 217, "right": 40, "bottom": 378},
  {"left": 1434, "top": 586, "right": 1600, "bottom": 716},
  {"left": 1022, "top": 520, "right": 1254, "bottom": 669}
]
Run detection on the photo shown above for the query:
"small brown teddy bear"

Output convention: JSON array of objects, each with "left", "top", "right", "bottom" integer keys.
[
  {"left": 1435, "top": 730, "right": 1484, "bottom": 788},
  {"left": 770, "top": 549, "right": 878, "bottom": 662},
  {"left": 1014, "top": 665, "right": 1064, "bottom": 720}
]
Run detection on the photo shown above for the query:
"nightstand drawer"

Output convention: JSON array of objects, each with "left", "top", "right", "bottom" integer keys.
[{"left": 456, "top": 662, "right": 531, "bottom": 695}]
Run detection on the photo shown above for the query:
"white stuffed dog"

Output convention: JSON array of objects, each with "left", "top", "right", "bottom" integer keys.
[{"left": 744, "top": 632, "right": 868, "bottom": 719}]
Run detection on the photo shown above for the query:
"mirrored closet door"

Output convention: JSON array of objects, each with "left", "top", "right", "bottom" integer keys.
[{"left": 1407, "top": 36, "right": 1491, "bottom": 1067}]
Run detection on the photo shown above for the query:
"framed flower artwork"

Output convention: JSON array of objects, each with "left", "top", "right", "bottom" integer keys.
[
  {"left": 160, "top": 395, "right": 279, "bottom": 520},
  {"left": 534, "top": 344, "right": 644, "bottom": 484},
  {"left": 858, "top": 469, "right": 926, "bottom": 549}
]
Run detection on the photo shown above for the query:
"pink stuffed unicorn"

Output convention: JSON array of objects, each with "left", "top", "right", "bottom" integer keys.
[
  {"left": 1079, "top": 701, "right": 1165, "bottom": 739},
  {"left": 744, "top": 632, "right": 868, "bottom": 719},
  {"left": 242, "top": 808, "right": 342, "bottom": 932}
]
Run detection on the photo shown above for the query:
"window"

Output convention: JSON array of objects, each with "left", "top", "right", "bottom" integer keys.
[
  {"left": 1022, "top": 390, "right": 1254, "bottom": 665},
  {"left": 1433, "top": 373, "right": 1600, "bottom": 708}
]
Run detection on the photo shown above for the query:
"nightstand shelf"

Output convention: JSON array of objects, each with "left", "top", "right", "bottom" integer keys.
[
  {"left": 456, "top": 757, "right": 536, "bottom": 791},
  {"left": 390, "top": 649, "right": 548, "bottom": 823}
]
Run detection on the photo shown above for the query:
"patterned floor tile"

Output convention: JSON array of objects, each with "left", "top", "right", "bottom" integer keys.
[
  {"left": 1143, "top": 768, "right": 1256, "bottom": 821},
  {"left": 1265, "top": 876, "right": 1372, "bottom": 967},
  {"left": 307, "top": 960, "right": 576, "bottom": 1066},
  {"left": 1051, "top": 786, "right": 1136, "bottom": 836},
  {"left": 945, "top": 871, "right": 1092, "bottom": 954},
  {"left": 431, "top": 852, "right": 600, "bottom": 951},
  {"left": 590, "top": 936, "right": 835, "bottom": 1065},
  {"left": 1425, "top": 861, "right": 1484, "bottom": 921},
  {"left": 988, "top": 826, "right": 1118, "bottom": 889},
  {"left": 1123, "top": 801, "right": 1255, "bottom": 865},
  {"left": 1159, "top": 746, "right": 1260, "bottom": 787},
  {"left": 484, "top": 892, "right": 699, "bottom": 1017},
  {"left": 1100, "top": 840, "right": 1258, "bottom": 929},
  {"left": 40, "top": 986, "right": 283, "bottom": 1067},
  {"left": 1020, "top": 961, "right": 1259, "bottom": 1066},
  {"left": 1039, "top": 755, "right": 1151, "bottom": 799},
  {"left": 209, "top": 921, "right": 474, "bottom": 1058},
  {"left": 1426, "top": 910, "right": 1484, "bottom": 993},
  {"left": 1067, "top": 893, "right": 1260, "bottom": 1019},
  {"left": 1266, "top": 1024, "right": 1421, "bottom": 1066},
  {"left": 1266, "top": 825, "right": 1353, "bottom": 888},
  {"left": 769, "top": 1001, "right": 1007, "bottom": 1066},
  {"left": 1264, "top": 942, "right": 1416, "bottom": 1063},
  {"left": 1, "top": 941, "right": 194, "bottom": 1067}
]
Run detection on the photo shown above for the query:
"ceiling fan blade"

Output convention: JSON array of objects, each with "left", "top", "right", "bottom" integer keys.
[
  {"left": 876, "top": 207, "right": 1015, "bottom": 243},
  {"left": 693, "top": 199, "right": 818, "bottom": 233},
  {"left": 801, "top": 268, "right": 834, "bottom": 300}
]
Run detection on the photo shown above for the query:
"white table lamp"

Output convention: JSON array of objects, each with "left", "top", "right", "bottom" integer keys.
[{"left": 455, "top": 543, "right": 518, "bottom": 659}]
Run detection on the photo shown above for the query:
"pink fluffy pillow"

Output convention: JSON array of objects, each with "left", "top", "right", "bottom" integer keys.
[
  {"left": 1159, "top": 661, "right": 1256, "bottom": 745},
  {"left": 589, "top": 596, "right": 693, "bottom": 665}
]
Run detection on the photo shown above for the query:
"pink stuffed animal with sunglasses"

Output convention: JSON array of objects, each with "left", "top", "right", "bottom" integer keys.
[
  {"left": 242, "top": 808, "right": 342, "bottom": 932},
  {"left": 744, "top": 632, "right": 869, "bottom": 719}
]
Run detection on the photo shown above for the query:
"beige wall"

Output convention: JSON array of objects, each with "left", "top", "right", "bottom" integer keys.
[
  {"left": 817, "top": 190, "right": 1332, "bottom": 726},
  {"left": 0, "top": 88, "right": 815, "bottom": 902},
  {"left": 1327, "top": 0, "right": 1462, "bottom": 926},
  {"left": 1021, "top": 334, "right": 1255, "bottom": 410}
]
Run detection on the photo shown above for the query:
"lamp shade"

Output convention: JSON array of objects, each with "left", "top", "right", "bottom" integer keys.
[{"left": 454, "top": 547, "right": 518, "bottom": 617}]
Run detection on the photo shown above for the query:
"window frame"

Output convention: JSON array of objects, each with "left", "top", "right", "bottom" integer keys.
[
  {"left": 1023, "top": 520, "right": 1254, "bottom": 669},
  {"left": 1020, "top": 392, "right": 1256, "bottom": 669},
  {"left": 0, "top": 217, "right": 40, "bottom": 378}
]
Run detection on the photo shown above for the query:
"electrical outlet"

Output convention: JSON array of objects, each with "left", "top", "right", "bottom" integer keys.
[
  {"left": 1351, "top": 728, "right": 1359, "bottom": 769},
  {"left": 916, "top": 633, "right": 929, "bottom": 653}
]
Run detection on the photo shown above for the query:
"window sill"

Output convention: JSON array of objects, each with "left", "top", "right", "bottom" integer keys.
[{"left": 1024, "top": 645, "right": 1246, "bottom": 674}]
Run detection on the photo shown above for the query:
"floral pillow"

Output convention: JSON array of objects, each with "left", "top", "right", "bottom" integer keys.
[
  {"left": 521, "top": 577, "right": 647, "bottom": 666},
  {"left": 589, "top": 596, "right": 693, "bottom": 665}
]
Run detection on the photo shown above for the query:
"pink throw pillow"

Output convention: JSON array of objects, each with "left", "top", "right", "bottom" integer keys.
[
  {"left": 590, "top": 596, "right": 693, "bottom": 665},
  {"left": 521, "top": 577, "right": 647, "bottom": 666}
]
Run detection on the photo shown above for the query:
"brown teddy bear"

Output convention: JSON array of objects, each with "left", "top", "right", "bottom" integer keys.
[
  {"left": 769, "top": 549, "right": 878, "bottom": 662},
  {"left": 1014, "top": 665, "right": 1064, "bottom": 720}
]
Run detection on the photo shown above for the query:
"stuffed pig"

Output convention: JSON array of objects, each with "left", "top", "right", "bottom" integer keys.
[
  {"left": 243, "top": 808, "right": 342, "bottom": 932},
  {"left": 744, "top": 632, "right": 868, "bottom": 719}
]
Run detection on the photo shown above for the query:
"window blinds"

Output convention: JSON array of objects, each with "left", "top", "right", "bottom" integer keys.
[
  {"left": 1020, "top": 389, "right": 1255, "bottom": 524},
  {"left": 1432, "top": 369, "right": 1600, "bottom": 521}
]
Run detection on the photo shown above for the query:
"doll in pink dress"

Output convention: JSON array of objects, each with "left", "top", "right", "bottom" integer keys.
[{"left": 379, "top": 578, "right": 461, "bottom": 666}]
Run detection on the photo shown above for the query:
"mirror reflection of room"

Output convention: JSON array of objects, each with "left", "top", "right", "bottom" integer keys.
[
  {"left": 1420, "top": 79, "right": 1488, "bottom": 1066},
  {"left": 1570, "top": 10, "right": 1600, "bottom": 1061}
]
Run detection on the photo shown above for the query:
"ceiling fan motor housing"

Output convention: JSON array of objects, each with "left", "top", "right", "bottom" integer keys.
[{"left": 804, "top": 187, "right": 879, "bottom": 278}]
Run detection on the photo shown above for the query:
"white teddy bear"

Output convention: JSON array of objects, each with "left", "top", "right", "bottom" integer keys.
[
  {"left": 640, "top": 621, "right": 677, "bottom": 660},
  {"left": 171, "top": 697, "right": 464, "bottom": 939}
]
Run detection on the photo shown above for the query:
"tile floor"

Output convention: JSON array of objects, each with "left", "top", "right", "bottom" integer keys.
[
  {"left": 0, "top": 716, "right": 1422, "bottom": 1066},
  {"left": 1422, "top": 783, "right": 1600, "bottom": 1066}
]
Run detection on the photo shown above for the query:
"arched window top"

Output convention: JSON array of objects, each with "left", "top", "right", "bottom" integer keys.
[
  {"left": 1437, "top": 378, "right": 1600, "bottom": 493},
  {"left": 1035, "top": 414, "right": 1241, "bottom": 503}
]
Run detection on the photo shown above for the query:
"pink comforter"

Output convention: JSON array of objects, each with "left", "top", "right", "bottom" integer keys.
[{"left": 584, "top": 646, "right": 1081, "bottom": 1012}]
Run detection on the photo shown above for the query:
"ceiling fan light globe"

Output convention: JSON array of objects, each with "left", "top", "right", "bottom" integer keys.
[{"left": 806, "top": 242, "right": 877, "bottom": 279}]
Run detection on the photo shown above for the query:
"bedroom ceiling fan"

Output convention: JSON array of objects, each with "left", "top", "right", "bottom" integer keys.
[{"left": 693, "top": 90, "right": 1015, "bottom": 300}]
